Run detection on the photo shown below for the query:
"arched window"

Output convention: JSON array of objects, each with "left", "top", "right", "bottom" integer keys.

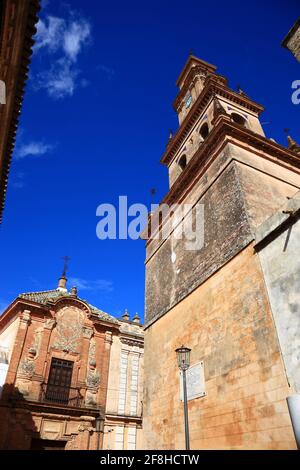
[
  {"left": 199, "top": 122, "right": 209, "bottom": 140},
  {"left": 178, "top": 154, "right": 187, "bottom": 171},
  {"left": 231, "top": 113, "right": 247, "bottom": 127}
]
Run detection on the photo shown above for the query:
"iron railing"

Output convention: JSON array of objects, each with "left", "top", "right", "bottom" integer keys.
[{"left": 40, "top": 383, "right": 83, "bottom": 408}]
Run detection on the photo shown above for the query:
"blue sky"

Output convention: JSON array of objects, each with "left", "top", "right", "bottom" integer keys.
[{"left": 0, "top": 0, "right": 299, "bottom": 320}]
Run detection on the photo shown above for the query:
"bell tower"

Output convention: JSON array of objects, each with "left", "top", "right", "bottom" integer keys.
[
  {"left": 143, "top": 55, "right": 300, "bottom": 450},
  {"left": 166, "top": 54, "right": 267, "bottom": 187},
  {"left": 174, "top": 55, "right": 217, "bottom": 124}
]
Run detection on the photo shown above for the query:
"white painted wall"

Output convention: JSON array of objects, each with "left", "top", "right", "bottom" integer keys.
[
  {"left": 257, "top": 211, "right": 300, "bottom": 393},
  {"left": 0, "top": 318, "right": 20, "bottom": 395}
]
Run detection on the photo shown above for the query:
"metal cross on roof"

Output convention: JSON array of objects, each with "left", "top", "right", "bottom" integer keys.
[{"left": 62, "top": 256, "right": 70, "bottom": 278}]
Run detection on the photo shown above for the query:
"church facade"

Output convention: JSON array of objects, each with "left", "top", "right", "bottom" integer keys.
[
  {"left": 0, "top": 276, "right": 143, "bottom": 450},
  {"left": 143, "top": 55, "right": 300, "bottom": 449}
]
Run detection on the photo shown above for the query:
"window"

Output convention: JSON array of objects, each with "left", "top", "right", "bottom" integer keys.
[
  {"left": 231, "top": 113, "right": 247, "bottom": 127},
  {"left": 178, "top": 154, "right": 187, "bottom": 171},
  {"left": 46, "top": 358, "right": 74, "bottom": 404},
  {"left": 199, "top": 122, "right": 209, "bottom": 140}
]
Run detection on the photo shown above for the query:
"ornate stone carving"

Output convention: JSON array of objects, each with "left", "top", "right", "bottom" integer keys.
[
  {"left": 17, "top": 347, "right": 36, "bottom": 379},
  {"left": 53, "top": 307, "right": 85, "bottom": 353},
  {"left": 88, "top": 337, "right": 96, "bottom": 363},
  {"left": 85, "top": 389, "right": 98, "bottom": 406},
  {"left": 18, "top": 358, "right": 35, "bottom": 377},
  {"left": 22, "top": 310, "right": 31, "bottom": 322},
  {"left": 82, "top": 326, "right": 93, "bottom": 339},
  {"left": 85, "top": 337, "right": 100, "bottom": 405},
  {"left": 105, "top": 331, "right": 113, "bottom": 345},
  {"left": 32, "top": 327, "right": 43, "bottom": 356},
  {"left": 15, "top": 378, "right": 31, "bottom": 397},
  {"left": 78, "top": 423, "right": 93, "bottom": 432},
  {"left": 44, "top": 318, "right": 56, "bottom": 330},
  {"left": 86, "top": 368, "right": 100, "bottom": 389}
]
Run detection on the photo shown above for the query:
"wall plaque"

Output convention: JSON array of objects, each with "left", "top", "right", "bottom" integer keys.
[{"left": 180, "top": 361, "right": 206, "bottom": 401}]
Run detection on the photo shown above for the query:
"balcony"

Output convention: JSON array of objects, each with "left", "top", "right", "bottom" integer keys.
[{"left": 39, "top": 383, "right": 83, "bottom": 408}]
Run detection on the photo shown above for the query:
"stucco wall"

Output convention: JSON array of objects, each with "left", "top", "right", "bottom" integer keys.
[
  {"left": 145, "top": 161, "right": 253, "bottom": 326},
  {"left": 0, "top": 318, "right": 19, "bottom": 396},
  {"left": 145, "top": 153, "right": 300, "bottom": 328},
  {"left": 104, "top": 321, "right": 144, "bottom": 450},
  {"left": 144, "top": 244, "right": 296, "bottom": 449},
  {"left": 256, "top": 204, "right": 300, "bottom": 393}
]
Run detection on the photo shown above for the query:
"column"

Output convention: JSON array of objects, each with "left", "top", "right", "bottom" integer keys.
[
  {"left": 34, "top": 318, "right": 55, "bottom": 378},
  {"left": 78, "top": 326, "right": 93, "bottom": 384},
  {"left": 3, "top": 310, "right": 31, "bottom": 396}
]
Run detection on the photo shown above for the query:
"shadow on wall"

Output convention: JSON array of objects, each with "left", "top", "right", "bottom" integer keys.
[{"left": 0, "top": 383, "right": 41, "bottom": 450}]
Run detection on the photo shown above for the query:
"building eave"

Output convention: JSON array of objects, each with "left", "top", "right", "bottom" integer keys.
[{"left": 0, "top": 0, "right": 40, "bottom": 223}]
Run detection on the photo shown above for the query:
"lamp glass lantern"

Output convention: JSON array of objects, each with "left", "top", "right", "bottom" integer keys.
[
  {"left": 95, "top": 415, "right": 104, "bottom": 433},
  {"left": 175, "top": 346, "right": 191, "bottom": 371}
]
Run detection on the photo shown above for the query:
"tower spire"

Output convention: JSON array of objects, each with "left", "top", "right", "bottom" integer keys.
[
  {"left": 287, "top": 135, "right": 300, "bottom": 154},
  {"left": 57, "top": 256, "right": 70, "bottom": 290}
]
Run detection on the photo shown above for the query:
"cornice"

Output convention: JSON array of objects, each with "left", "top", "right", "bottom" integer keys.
[
  {"left": 0, "top": 296, "right": 120, "bottom": 333},
  {"left": 105, "top": 413, "right": 142, "bottom": 424},
  {"left": 6, "top": 399, "right": 100, "bottom": 418},
  {"left": 0, "top": 298, "right": 50, "bottom": 330},
  {"left": 161, "top": 76, "right": 264, "bottom": 166},
  {"left": 49, "top": 296, "right": 91, "bottom": 314},
  {"left": 120, "top": 335, "right": 144, "bottom": 348}
]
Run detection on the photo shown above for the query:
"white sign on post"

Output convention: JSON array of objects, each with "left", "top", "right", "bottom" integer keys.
[{"left": 179, "top": 361, "right": 206, "bottom": 401}]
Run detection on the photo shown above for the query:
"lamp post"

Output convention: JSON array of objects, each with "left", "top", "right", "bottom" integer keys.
[
  {"left": 95, "top": 414, "right": 104, "bottom": 450},
  {"left": 175, "top": 345, "right": 191, "bottom": 450}
]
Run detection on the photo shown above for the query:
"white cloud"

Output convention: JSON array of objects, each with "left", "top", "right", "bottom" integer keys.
[
  {"left": 16, "top": 141, "right": 54, "bottom": 159},
  {"left": 68, "top": 278, "right": 114, "bottom": 293},
  {"left": 63, "top": 20, "right": 91, "bottom": 62},
  {"left": 35, "top": 16, "right": 65, "bottom": 53},
  {"left": 33, "top": 13, "right": 91, "bottom": 99},
  {"left": 36, "top": 58, "right": 78, "bottom": 99}
]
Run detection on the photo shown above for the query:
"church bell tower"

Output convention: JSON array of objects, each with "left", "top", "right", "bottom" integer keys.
[{"left": 143, "top": 54, "right": 300, "bottom": 450}]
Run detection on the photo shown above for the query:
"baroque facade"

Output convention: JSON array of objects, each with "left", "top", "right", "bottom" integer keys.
[
  {"left": 143, "top": 55, "right": 300, "bottom": 449},
  {"left": 0, "top": 0, "right": 40, "bottom": 222},
  {"left": 0, "top": 276, "right": 143, "bottom": 450}
]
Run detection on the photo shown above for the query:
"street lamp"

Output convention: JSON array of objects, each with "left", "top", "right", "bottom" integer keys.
[
  {"left": 175, "top": 345, "right": 191, "bottom": 450},
  {"left": 95, "top": 414, "right": 104, "bottom": 450}
]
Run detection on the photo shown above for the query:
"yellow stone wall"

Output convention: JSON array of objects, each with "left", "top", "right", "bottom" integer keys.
[{"left": 144, "top": 244, "right": 296, "bottom": 450}]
